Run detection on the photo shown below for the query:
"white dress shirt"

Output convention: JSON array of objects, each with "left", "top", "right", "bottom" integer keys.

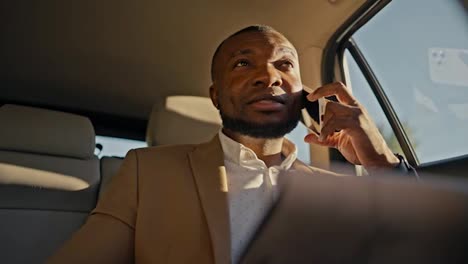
[{"left": 218, "top": 131, "right": 297, "bottom": 264}]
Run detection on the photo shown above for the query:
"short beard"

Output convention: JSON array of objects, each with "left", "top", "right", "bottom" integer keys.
[{"left": 219, "top": 109, "right": 301, "bottom": 139}]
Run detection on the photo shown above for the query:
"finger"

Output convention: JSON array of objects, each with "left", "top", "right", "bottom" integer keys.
[
  {"left": 321, "top": 103, "right": 334, "bottom": 126},
  {"left": 304, "top": 132, "right": 332, "bottom": 146},
  {"left": 307, "top": 124, "right": 320, "bottom": 135},
  {"left": 324, "top": 100, "right": 355, "bottom": 115},
  {"left": 321, "top": 101, "right": 352, "bottom": 130},
  {"left": 305, "top": 131, "right": 341, "bottom": 148},
  {"left": 307, "top": 82, "right": 357, "bottom": 106},
  {"left": 305, "top": 125, "right": 327, "bottom": 145},
  {"left": 325, "top": 101, "right": 363, "bottom": 131},
  {"left": 319, "top": 118, "right": 345, "bottom": 143}
]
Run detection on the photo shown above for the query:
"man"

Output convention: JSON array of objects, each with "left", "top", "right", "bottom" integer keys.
[{"left": 48, "top": 25, "right": 400, "bottom": 264}]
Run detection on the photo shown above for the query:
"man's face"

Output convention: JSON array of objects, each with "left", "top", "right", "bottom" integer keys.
[{"left": 210, "top": 31, "right": 303, "bottom": 138}]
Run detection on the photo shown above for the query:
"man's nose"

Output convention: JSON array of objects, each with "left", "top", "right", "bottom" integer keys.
[{"left": 252, "top": 64, "right": 283, "bottom": 88}]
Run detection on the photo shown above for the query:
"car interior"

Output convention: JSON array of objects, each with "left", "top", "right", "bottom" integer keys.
[{"left": 1, "top": 0, "right": 468, "bottom": 263}]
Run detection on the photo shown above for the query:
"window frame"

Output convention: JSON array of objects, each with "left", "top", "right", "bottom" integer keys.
[
  {"left": 321, "top": 0, "right": 425, "bottom": 166},
  {"left": 324, "top": 0, "right": 468, "bottom": 167},
  {"left": 342, "top": 40, "right": 419, "bottom": 166}
]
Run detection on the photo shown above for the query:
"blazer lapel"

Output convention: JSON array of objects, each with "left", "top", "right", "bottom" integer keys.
[
  {"left": 291, "top": 159, "right": 315, "bottom": 173},
  {"left": 188, "top": 136, "right": 231, "bottom": 264}
]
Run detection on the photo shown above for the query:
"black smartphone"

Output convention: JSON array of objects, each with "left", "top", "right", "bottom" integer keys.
[
  {"left": 302, "top": 89, "right": 320, "bottom": 126},
  {"left": 302, "top": 85, "right": 335, "bottom": 134}
]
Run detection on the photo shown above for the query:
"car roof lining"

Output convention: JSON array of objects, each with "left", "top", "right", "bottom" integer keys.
[{"left": 1, "top": 0, "right": 368, "bottom": 137}]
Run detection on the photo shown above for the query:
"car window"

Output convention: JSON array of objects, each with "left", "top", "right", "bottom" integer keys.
[
  {"left": 349, "top": 0, "right": 468, "bottom": 164},
  {"left": 344, "top": 50, "right": 403, "bottom": 155},
  {"left": 95, "top": 135, "right": 147, "bottom": 158},
  {"left": 286, "top": 121, "right": 311, "bottom": 164}
]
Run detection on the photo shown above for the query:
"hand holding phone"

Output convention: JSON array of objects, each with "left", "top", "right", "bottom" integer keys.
[{"left": 302, "top": 82, "right": 400, "bottom": 168}]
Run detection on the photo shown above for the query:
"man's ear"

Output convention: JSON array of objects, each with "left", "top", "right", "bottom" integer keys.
[{"left": 209, "top": 84, "right": 219, "bottom": 109}]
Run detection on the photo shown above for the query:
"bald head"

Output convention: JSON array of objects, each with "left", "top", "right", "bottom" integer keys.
[{"left": 210, "top": 25, "right": 295, "bottom": 82}]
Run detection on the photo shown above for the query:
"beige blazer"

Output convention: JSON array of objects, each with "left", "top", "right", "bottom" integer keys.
[{"left": 48, "top": 136, "right": 336, "bottom": 264}]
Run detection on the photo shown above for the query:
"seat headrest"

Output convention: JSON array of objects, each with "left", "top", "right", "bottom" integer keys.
[
  {"left": 0, "top": 104, "right": 95, "bottom": 159},
  {"left": 146, "top": 96, "right": 222, "bottom": 146}
]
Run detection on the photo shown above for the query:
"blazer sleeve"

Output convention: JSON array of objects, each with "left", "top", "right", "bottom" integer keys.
[{"left": 47, "top": 149, "right": 139, "bottom": 264}]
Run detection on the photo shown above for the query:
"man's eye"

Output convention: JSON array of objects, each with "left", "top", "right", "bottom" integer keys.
[
  {"left": 235, "top": 60, "right": 250, "bottom": 68},
  {"left": 280, "top": 60, "right": 294, "bottom": 68}
]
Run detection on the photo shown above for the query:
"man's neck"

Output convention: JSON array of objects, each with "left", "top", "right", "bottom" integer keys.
[{"left": 222, "top": 128, "right": 284, "bottom": 167}]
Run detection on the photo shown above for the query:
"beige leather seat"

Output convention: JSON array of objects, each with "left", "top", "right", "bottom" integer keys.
[
  {"left": 0, "top": 104, "right": 100, "bottom": 264},
  {"left": 146, "top": 95, "right": 221, "bottom": 146}
]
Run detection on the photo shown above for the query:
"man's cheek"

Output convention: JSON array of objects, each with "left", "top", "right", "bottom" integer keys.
[
  {"left": 220, "top": 97, "right": 240, "bottom": 114},
  {"left": 290, "top": 80, "right": 303, "bottom": 93}
]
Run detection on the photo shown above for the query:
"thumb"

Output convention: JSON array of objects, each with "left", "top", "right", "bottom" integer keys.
[
  {"left": 304, "top": 131, "right": 334, "bottom": 147},
  {"left": 304, "top": 132, "right": 329, "bottom": 146}
]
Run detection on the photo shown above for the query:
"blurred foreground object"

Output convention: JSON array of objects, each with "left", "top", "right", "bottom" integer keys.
[{"left": 242, "top": 169, "right": 468, "bottom": 264}]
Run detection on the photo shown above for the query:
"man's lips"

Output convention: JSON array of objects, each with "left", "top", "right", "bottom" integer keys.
[
  {"left": 247, "top": 94, "right": 287, "bottom": 111},
  {"left": 247, "top": 94, "right": 287, "bottom": 105}
]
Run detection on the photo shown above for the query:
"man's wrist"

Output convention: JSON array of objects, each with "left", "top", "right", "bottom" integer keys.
[
  {"left": 391, "top": 153, "right": 419, "bottom": 179},
  {"left": 362, "top": 151, "right": 400, "bottom": 169},
  {"left": 363, "top": 153, "right": 419, "bottom": 179}
]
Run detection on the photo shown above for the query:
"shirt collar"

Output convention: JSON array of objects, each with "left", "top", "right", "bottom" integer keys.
[{"left": 218, "top": 130, "right": 297, "bottom": 170}]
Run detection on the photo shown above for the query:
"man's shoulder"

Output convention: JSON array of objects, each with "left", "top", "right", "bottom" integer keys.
[
  {"left": 293, "top": 159, "right": 348, "bottom": 177},
  {"left": 132, "top": 143, "right": 199, "bottom": 157}
]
